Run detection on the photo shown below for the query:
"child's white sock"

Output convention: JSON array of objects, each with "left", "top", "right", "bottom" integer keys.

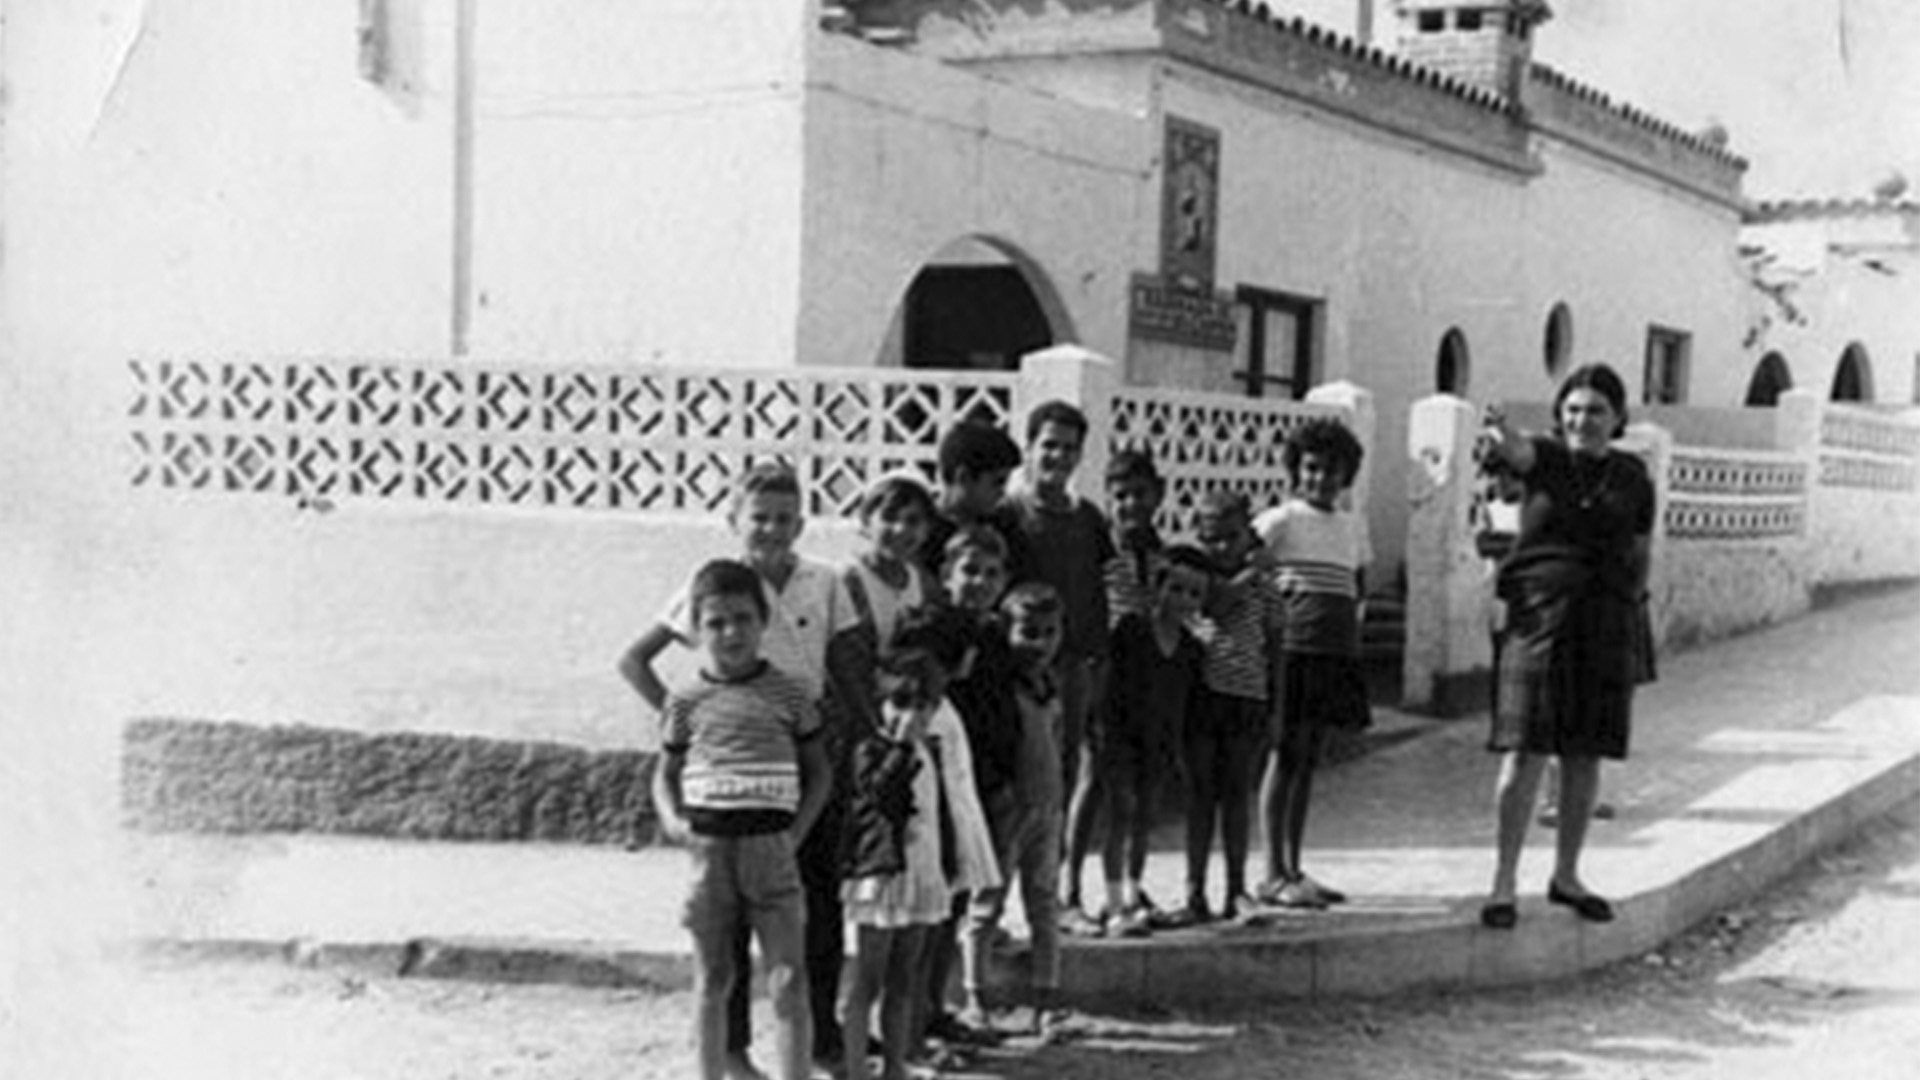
[
  {"left": 1121, "top": 880, "right": 1141, "bottom": 910},
  {"left": 1105, "top": 881, "right": 1125, "bottom": 915}
]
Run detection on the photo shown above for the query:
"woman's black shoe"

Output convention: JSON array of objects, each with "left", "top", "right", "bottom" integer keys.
[
  {"left": 1479, "top": 901, "right": 1518, "bottom": 930},
  {"left": 1547, "top": 882, "right": 1615, "bottom": 923}
]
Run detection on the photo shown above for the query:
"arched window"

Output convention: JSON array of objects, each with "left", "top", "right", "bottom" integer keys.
[
  {"left": 1831, "top": 343, "right": 1874, "bottom": 402},
  {"left": 1744, "top": 352, "right": 1793, "bottom": 407},
  {"left": 1543, "top": 302, "right": 1573, "bottom": 379},
  {"left": 1436, "top": 328, "right": 1471, "bottom": 394}
]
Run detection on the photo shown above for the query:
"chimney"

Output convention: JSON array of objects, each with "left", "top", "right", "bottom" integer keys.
[{"left": 1393, "top": 0, "right": 1551, "bottom": 102}]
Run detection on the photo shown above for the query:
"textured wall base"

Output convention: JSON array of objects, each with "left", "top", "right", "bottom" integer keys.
[{"left": 122, "top": 718, "right": 657, "bottom": 846}]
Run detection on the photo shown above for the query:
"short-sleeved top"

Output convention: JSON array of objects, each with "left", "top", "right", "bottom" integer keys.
[
  {"left": 1004, "top": 490, "right": 1117, "bottom": 659},
  {"left": 1500, "top": 438, "right": 1656, "bottom": 600},
  {"left": 660, "top": 555, "right": 859, "bottom": 702},
  {"left": 1102, "top": 528, "right": 1165, "bottom": 627},
  {"left": 946, "top": 613, "right": 1023, "bottom": 801},
  {"left": 1254, "top": 498, "right": 1366, "bottom": 657},
  {"left": 842, "top": 556, "right": 930, "bottom": 651},
  {"left": 1103, "top": 612, "right": 1204, "bottom": 748},
  {"left": 661, "top": 662, "right": 821, "bottom": 827},
  {"left": 1195, "top": 569, "right": 1285, "bottom": 702}
]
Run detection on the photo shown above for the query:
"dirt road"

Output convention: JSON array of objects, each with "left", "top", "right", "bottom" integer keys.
[{"left": 114, "top": 797, "right": 1920, "bottom": 1080}]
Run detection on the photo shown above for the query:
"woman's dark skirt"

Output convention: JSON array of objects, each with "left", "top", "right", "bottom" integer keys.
[{"left": 1489, "top": 585, "right": 1636, "bottom": 761}]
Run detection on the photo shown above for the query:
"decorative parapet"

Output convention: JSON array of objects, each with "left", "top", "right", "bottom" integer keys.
[
  {"left": 1668, "top": 452, "right": 1808, "bottom": 498},
  {"left": 1663, "top": 447, "right": 1808, "bottom": 541},
  {"left": 126, "top": 357, "right": 1017, "bottom": 519},
  {"left": 1524, "top": 63, "right": 1746, "bottom": 209},
  {"left": 1663, "top": 499, "right": 1806, "bottom": 542},
  {"left": 1820, "top": 407, "right": 1920, "bottom": 457},
  {"left": 1110, "top": 383, "right": 1345, "bottom": 535},
  {"left": 880, "top": 0, "right": 1535, "bottom": 174},
  {"left": 1817, "top": 406, "right": 1920, "bottom": 493},
  {"left": 1157, "top": 0, "right": 1535, "bottom": 175}
]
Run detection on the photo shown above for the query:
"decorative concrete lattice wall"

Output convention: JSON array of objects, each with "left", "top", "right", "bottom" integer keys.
[
  {"left": 1819, "top": 408, "right": 1919, "bottom": 493},
  {"left": 1664, "top": 449, "right": 1809, "bottom": 541},
  {"left": 1109, "top": 386, "right": 1343, "bottom": 536},
  {"left": 127, "top": 358, "right": 1018, "bottom": 519}
]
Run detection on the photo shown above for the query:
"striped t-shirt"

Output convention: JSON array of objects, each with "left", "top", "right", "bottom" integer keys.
[
  {"left": 662, "top": 662, "right": 821, "bottom": 821},
  {"left": 1254, "top": 498, "right": 1366, "bottom": 656},
  {"left": 1195, "top": 570, "right": 1285, "bottom": 702}
]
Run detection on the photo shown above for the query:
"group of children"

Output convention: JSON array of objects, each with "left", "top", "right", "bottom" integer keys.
[{"left": 627, "top": 403, "right": 1371, "bottom": 1080}]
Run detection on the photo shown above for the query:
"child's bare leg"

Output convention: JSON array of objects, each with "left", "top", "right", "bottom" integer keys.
[
  {"left": 754, "top": 903, "right": 811, "bottom": 1080},
  {"left": 1284, "top": 727, "right": 1327, "bottom": 882},
  {"left": 879, "top": 926, "right": 929, "bottom": 1080},
  {"left": 1126, "top": 769, "right": 1155, "bottom": 895},
  {"left": 844, "top": 925, "right": 891, "bottom": 1080},
  {"left": 690, "top": 919, "right": 737, "bottom": 1080},
  {"left": 1061, "top": 745, "right": 1102, "bottom": 909},
  {"left": 1101, "top": 756, "right": 1132, "bottom": 909},
  {"left": 1258, "top": 748, "right": 1286, "bottom": 885}
]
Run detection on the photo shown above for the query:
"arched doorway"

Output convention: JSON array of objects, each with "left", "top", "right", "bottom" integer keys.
[
  {"left": 1436, "top": 328, "right": 1471, "bottom": 394},
  {"left": 1831, "top": 343, "right": 1874, "bottom": 402},
  {"left": 894, "top": 237, "right": 1069, "bottom": 371},
  {"left": 1744, "top": 352, "right": 1793, "bottom": 407}
]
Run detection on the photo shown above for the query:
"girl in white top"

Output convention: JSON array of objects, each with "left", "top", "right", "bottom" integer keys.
[
  {"left": 1251, "top": 418, "right": 1372, "bottom": 910},
  {"left": 844, "top": 474, "right": 937, "bottom": 645}
]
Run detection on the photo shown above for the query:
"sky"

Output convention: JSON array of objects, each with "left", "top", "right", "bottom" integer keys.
[{"left": 1284, "top": 0, "right": 1920, "bottom": 199}]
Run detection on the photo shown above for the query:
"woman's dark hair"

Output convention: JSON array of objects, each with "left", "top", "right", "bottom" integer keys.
[
  {"left": 1553, "top": 363, "right": 1630, "bottom": 438},
  {"left": 1282, "top": 418, "right": 1364, "bottom": 486}
]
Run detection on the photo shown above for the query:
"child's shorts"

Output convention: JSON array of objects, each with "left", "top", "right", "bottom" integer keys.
[{"left": 681, "top": 830, "right": 806, "bottom": 940}]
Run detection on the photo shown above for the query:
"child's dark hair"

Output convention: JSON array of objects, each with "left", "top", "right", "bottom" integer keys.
[
  {"left": 859, "top": 473, "right": 935, "bottom": 522},
  {"left": 1025, "top": 399, "right": 1089, "bottom": 444},
  {"left": 1196, "top": 488, "right": 1251, "bottom": 522},
  {"left": 936, "top": 421, "right": 1022, "bottom": 483},
  {"left": 688, "top": 559, "right": 769, "bottom": 621},
  {"left": 1157, "top": 543, "right": 1215, "bottom": 581},
  {"left": 875, "top": 647, "right": 947, "bottom": 707},
  {"left": 889, "top": 605, "right": 974, "bottom": 674},
  {"left": 1105, "top": 447, "right": 1164, "bottom": 489},
  {"left": 729, "top": 460, "right": 802, "bottom": 513},
  {"left": 941, "top": 522, "right": 1010, "bottom": 572},
  {"left": 1283, "top": 418, "right": 1364, "bottom": 487},
  {"left": 1000, "top": 581, "right": 1064, "bottom": 623}
]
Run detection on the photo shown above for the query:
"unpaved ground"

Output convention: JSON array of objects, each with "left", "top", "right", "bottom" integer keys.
[{"left": 116, "top": 798, "right": 1920, "bottom": 1080}]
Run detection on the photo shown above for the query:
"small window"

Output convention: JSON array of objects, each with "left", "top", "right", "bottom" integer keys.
[
  {"left": 1232, "top": 287, "right": 1319, "bottom": 400},
  {"left": 1456, "top": 9, "right": 1484, "bottom": 31},
  {"left": 1831, "top": 343, "right": 1874, "bottom": 402},
  {"left": 1643, "top": 325, "right": 1691, "bottom": 404},
  {"left": 1436, "top": 328, "right": 1471, "bottom": 394},
  {"left": 1745, "top": 352, "right": 1793, "bottom": 407},
  {"left": 1543, "top": 303, "right": 1573, "bottom": 379},
  {"left": 1418, "top": 10, "right": 1445, "bottom": 32}
]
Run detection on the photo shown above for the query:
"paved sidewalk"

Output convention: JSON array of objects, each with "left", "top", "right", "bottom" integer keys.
[{"left": 124, "top": 586, "right": 1920, "bottom": 1003}]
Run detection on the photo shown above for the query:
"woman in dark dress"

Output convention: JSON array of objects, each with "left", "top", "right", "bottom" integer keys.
[{"left": 1477, "top": 364, "right": 1654, "bottom": 929}]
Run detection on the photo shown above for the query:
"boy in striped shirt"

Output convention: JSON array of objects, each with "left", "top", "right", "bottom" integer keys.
[
  {"left": 654, "top": 559, "right": 832, "bottom": 1080},
  {"left": 1252, "top": 418, "right": 1372, "bottom": 909}
]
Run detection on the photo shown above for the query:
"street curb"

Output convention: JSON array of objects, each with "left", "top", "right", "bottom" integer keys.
[{"left": 124, "top": 728, "right": 1920, "bottom": 1004}]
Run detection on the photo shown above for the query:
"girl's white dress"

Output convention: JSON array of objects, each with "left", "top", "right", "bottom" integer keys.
[{"left": 843, "top": 701, "right": 1000, "bottom": 929}]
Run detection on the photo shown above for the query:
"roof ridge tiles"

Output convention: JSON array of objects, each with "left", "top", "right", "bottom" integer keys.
[
  {"left": 1527, "top": 60, "right": 1746, "bottom": 167},
  {"left": 1194, "top": 0, "right": 1513, "bottom": 117}
]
